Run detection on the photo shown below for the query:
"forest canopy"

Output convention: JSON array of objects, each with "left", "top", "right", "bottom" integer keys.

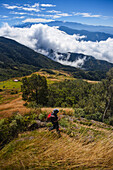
[{"left": 21, "top": 69, "right": 113, "bottom": 126}]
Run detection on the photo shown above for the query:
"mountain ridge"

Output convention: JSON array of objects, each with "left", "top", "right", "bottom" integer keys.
[
  {"left": 59, "top": 26, "right": 113, "bottom": 42},
  {"left": 15, "top": 21, "right": 113, "bottom": 35},
  {"left": 0, "top": 36, "right": 79, "bottom": 81},
  {"left": 0, "top": 36, "right": 112, "bottom": 81},
  {"left": 48, "top": 50, "right": 113, "bottom": 71}
]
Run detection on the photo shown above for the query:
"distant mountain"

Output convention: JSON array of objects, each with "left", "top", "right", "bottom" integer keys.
[
  {"left": 14, "top": 21, "right": 113, "bottom": 35},
  {"left": 59, "top": 26, "right": 113, "bottom": 42},
  {"left": 48, "top": 50, "right": 113, "bottom": 72},
  {"left": 47, "top": 21, "right": 113, "bottom": 35}
]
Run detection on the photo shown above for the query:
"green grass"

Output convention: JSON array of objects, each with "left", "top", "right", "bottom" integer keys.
[{"left": 0, "top": 80, "right": 22, "bottom": 90}]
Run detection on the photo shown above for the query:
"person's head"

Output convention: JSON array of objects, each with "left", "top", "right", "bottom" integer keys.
[{"left": 53, "top": 109, "right": 59, "bottom": 115}]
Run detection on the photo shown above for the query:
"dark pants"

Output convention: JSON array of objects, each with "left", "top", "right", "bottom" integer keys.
[{"left": 49, "top": 121, "right": 59, "bottom": 132}]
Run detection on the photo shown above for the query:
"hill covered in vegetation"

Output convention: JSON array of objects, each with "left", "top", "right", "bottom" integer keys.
[
  {"left": 0, "top": 67, "right": 113, "bottom": 169},
  {"left": 0, "top": 110, "right": 113, "bottom": 169},
  {"left": 0, "top": 37, "right": 79, "bottom": 81},
  {"left": 0, "top": 36, "right": 112, "bottom": 81}
]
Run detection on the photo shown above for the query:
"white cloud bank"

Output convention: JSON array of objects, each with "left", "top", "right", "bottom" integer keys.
[
  {"left": 0, "top": 23, "right": 113, "bottom": 63},
  {"left": 22, "top": 18, "right": 54, "bottom": 23},
  {"left": 73, "top": 12, "right": 101, "bottom": 18}
]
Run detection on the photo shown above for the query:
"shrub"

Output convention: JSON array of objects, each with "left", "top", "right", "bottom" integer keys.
[
  {"left": 27, "top": 101, "right": 38, "bottom": 108},
  {"left": 59, "top": 118, "right": 69, "bottom": 127},
  {"left": 0, "top": 118, "right": 5, "bottom": 126},
  {"left": 46, "top": 122, "right": 53, "bottom": 127},
  {"left": 39, "top": 112, "right": 47, "bottom": 121},
  {"left": 108, "top": 117, "right": 113, "bottom": 126},
  {"left": 85, "top": 112, "right": 102, "bottom": 121},
  {"left": 0, "top": 111, "right": 40, "bottom": 149},
  {"left": 10, "top": 90, "right": 18, "bottom": 94},
  {"left": 23, "top": 102, "right": 28, "bottom": 106},
  {"left": 74, "top": 108, "right": 85, "bottom": 117}
]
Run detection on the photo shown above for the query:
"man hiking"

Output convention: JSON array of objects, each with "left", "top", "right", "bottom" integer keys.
[{"left": 47, "top": 109, "right": 61, "bottom": 136}]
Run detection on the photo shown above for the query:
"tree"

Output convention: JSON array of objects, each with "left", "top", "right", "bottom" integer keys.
[
  {"left": 102, "top": 68, "right": 113, "bottom": 121},
  {"left": 21, "top": 74, "right": 48, "bottom": 106}
]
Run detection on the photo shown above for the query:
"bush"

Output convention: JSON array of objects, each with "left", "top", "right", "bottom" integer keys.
[
  {"left": 0, "top": 111, "right": 41, "bottom": 149},
  {"left": 10, "top": 90, "right": 18, "bottom": 94},
  {"left": 74, "top": 108, "right": 85, "bottom": 117},
  {"left": 59, "top": 118, "right": 69, "bottom": 127},
  {"left": 46, "top": 122, "right": 53, "bottom": 127},
  {"left": 108, "top": 117, "right": 113, "bottom": 126},
  {"left": 23, "top": 102, "right": 28, "bottom": 106},
  {"left": 85, "top": 112, "right": 102, "bottom": 121},
  {"left": 38, "top": 112, "right": 47, "bottom": 121},
  {"left": 27, "top": 101, "right": 38, "bottom": 108}
]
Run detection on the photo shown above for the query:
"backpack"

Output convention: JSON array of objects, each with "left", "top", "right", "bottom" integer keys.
[{"left": 47, "top": 113, "right": 52, "bottom": 121}]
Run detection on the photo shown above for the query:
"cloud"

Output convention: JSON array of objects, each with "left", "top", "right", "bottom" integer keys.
[
  {"left": 22, "top": 7, "right": 40, "bottom": 12},
  {"left": 0, "top": 15, "right": 8, "bottom": 18},
  {"left": 14, "top": 16, "right": 25, "bottom": 19},
  {"left": 32, "top": 3, "right": 39, "bottom": 8},
  {"left": 74, "top": 12, "right": 101, "bottom": 18},
  {"left": 51, "top": 13, "right": 72, "bottom": 19},
  {"left": 57, "top": 57, "right": 86, "bottom": 68},
  {"left": 41, "top": 4, "right": 56, "bottom": 7},
  {"left": 47, "top": 10, "right": 61, "bottom": 13},
  {"left": 49, "top": 52, "right": 86, "bottom": 68},
  {"left": 0, "top": 23, "right": 113, "bottom": 64},
  {"left": 3, "top": 4, "right": 21, "bottom": 10},
  {"left": 3, "top": 3, "right": 40, "bottom": 12},
  {"left": 10, "top": 12, "right": 27, "bottom": 15},
  {"left": 22, "top": 18, "right": 54, "bottom": 23}
]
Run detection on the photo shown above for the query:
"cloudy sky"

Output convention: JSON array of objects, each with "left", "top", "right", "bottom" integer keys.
[
  {"left": 0, "top": 0, "right": 113, "bottom": 26},
  {"left": 0, "top": 0, "right": 113, "bottom": 65}
]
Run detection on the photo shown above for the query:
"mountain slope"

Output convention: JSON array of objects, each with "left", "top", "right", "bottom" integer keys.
[
  {"left": 48, "top": 51, "right": 113, "bottom": 72},
  {"left": 0, "top": 37, "right": 79, "bottom": 81},
  {"left": 0, "top": 36, "right": 112, "bottom": 81},
  {"left": 59, "top": 26, "right": 113, "bottom": 42}
]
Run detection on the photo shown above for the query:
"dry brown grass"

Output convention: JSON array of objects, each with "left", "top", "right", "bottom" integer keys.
[
  {"left": 0, "top": 129, "right": 113, "bottom": 169},
  {"left": 0, "top": 90, "right": 74, "bottom": 119},
  {"left": 84, "top": 79, "right": 100, "bottom": 84},
  {"left": 0, "top": 95, "right": 30, "bottom": 119},
  {"left": 41, "top": 107, "right": 74, "bottom": 115}
]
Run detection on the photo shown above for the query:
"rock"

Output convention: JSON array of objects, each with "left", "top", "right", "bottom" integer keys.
[{"left": 28, "top": 120, "right": 46, "bottom": 130}]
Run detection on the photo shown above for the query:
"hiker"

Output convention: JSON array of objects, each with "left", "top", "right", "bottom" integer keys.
[{"left": 47, "top": 109, "right": 61, "bottom": 135}]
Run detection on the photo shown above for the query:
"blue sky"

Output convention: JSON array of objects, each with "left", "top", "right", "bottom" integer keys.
[{"left": 0, "top": 0, "right": 113, "bottom": 27}]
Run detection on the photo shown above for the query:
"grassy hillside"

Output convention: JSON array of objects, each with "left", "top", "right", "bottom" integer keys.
[
  {"left": 0, "top": 112, "right": 113, "bottom": 169},
  {"left": 0, "top": 69, "right": 113, "bottom": 169},
  {"left": 0, "top": 69, "right": 99, "bottom": 119},
  {"left": 0, "top": 69, "right": 73, "bottom": 118}
]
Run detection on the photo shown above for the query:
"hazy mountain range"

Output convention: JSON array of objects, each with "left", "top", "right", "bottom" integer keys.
[
  {"left": 59, "top": 26, "right": 113, "bottom": 42},
  {"left": 15, "top": 21, "right": 113, "bottom": 35}
]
